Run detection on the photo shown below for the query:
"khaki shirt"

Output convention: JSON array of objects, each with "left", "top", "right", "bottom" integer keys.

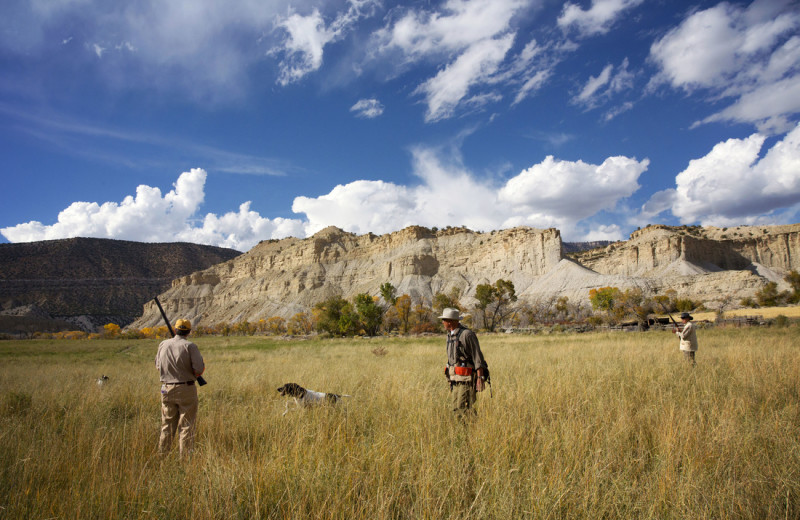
[
  {"left": 156, "top": 335, "right": 205, "bottom": 383},
  {"left": 676, "top": 321, "right": 698, "bottom": 352}
]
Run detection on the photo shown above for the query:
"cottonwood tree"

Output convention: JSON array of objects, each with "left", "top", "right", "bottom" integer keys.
[
  {"left": 314, "top": 296, "right": 359, "bottom": 336},
  {"left": 433, "top": 287, "right": 462, "bottom": 315},
  {"left": 395, "top": 294, "right": 412, "bottom": 334},
  {"left": 617, "top": 288, "right": 653, "bottom": 330},
  {"left": 354, "top": 293, "right": 383, "bottom": 336},
  {"left": 784, "top": 270, "right": 800, "bottom": 303},
  {"left": 475, "top": 279, "right": 517, "bottom": 332},
  {"left": 266, "top": 316, "right": 287, "bottom": 335},
  {"left": 287, "top": 312, "right": 313, "bottom": 335},
  {"left": 380, "top": 282, "right": 397, "bottom": 307},
  {"left": 411, "top": 300, "right": 437, "bottom": 333},
  {"left": 589, "top": 286, "right": 623, "bottom": 324}
]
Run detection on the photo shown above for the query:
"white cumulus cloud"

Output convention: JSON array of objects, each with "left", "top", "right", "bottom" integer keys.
[
  {"left": 291, "top": 145, "right": 650, "bottom": 241},
  {"left": 497, "top": 154, "right": 648, "bottom": 231},
  {"left": 639, "top": 124, "right": 800, "bottom": 226},
  {"left": 0, "top": 169, "right": 305, "bottom": 251}
]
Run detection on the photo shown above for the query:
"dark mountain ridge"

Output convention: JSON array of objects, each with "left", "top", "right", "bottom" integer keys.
[{"left": 0, "top": 237, "right": 241, "bottom": 334}]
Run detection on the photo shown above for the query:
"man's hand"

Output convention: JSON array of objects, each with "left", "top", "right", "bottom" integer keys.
[{"left": 475, "top": 368, "right": 485, "bottom": 392}]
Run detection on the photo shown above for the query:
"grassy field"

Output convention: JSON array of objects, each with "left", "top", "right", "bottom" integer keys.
[
  {"left": 0, "top": 328, "right": 799, "bottom": 519},
  {"left": 689, "top": 306, "right": 800, "bottom": 322}
]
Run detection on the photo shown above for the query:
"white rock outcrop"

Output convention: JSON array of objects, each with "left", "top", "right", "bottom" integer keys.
[{"left": 130, "top": 223, "right": 800, "bottom": 328}]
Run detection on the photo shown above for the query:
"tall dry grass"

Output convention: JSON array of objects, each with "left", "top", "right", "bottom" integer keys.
[{"left": 0, "top": 328, "right": 798, "bottom": 519}]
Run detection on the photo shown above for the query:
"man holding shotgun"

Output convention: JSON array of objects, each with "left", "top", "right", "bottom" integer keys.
[
  {"left": 155, "top": 317, "right": 205, "bottom": 457},
  {"left": 674, "top": 312, "right": 698, "bottom": 366}
]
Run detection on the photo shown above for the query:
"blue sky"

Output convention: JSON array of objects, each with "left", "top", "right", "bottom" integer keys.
[{"left": 1, "top": 0, "right": 799, "bottom": 251}]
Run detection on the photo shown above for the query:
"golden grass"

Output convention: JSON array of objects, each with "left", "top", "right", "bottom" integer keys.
[
  {"left": 1, "top": 329, "right": 799, "bottom": 519},
  {"left": 688, "top": 305, "right": 800, "bottom": 322}
]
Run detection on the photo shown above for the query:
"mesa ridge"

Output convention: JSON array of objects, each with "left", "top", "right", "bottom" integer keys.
[{"left": 130, "top": 223, "right": 800, "bottom": 330}]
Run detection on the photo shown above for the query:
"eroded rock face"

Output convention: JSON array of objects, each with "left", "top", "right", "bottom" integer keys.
[
  {"left": 130, "top": 224, "right": 800, "bottom": 328},
  {"left": 576, "top": 224, "right": 800, "bottom": 277},
  {"left": 131, "top": 226, "right": 564, "bottom": 328}
]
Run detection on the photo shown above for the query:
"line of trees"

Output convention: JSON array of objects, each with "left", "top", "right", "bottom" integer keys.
[{"left": 30, "top": 272, "right": 800, "bottom": 340}]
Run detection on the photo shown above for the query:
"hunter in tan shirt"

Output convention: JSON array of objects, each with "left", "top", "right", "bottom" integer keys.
[{"left": 155, "top": 319, "right": 204, "bottom": 457}]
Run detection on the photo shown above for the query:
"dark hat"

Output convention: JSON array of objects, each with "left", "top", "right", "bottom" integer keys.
[{"left": 680, "top": 312, "right": 693, "bottom": 320}]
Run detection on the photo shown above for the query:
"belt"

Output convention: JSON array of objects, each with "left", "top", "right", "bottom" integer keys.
[
  {"left": 163, "top": 381, "right": 195, "bottom": 385},
  {"left": 451, "top": 381, "right": 472, "bottom": 385}
]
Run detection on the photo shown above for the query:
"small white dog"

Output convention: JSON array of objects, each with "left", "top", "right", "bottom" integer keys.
[
  {"left": 96, "top": 375, "right": 109, "bottom": 387},
  {"left": 277, "top": 382, "right": 350, "bottom": 415}
]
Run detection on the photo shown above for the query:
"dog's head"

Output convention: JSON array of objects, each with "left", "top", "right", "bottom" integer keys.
[{"left": 277, "top": 383, "right": 306, "bottom": 398}]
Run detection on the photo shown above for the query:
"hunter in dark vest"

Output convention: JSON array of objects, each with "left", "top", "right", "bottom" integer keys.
[{"left": 440, "top": 308, "right": 488, "bottom": 417}]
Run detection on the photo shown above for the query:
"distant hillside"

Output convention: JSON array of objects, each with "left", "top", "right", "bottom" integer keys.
[
  {"left": 562, "top": 240, "right": 613, "bottom": 254},
  {"left": 0, "top": 237, "right": 241, "bottom": 334}
]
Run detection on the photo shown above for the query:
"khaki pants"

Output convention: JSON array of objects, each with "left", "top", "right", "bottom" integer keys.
[
  {"left": 159, "top": 383, "right": 198, "bottom": 457},
  {"left": 682, "top": 350, "right": 696, "bottom": 366},
  {"left": 451, "top": 382, "right": 476, "bottom": 417}
]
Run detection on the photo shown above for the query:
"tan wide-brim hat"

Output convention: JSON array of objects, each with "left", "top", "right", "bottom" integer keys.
[{"left": 438, "top": 308, "right": 463, "bottom": 321}]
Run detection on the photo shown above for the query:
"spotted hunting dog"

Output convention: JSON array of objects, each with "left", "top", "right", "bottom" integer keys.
[{"left": 277, "top": 382, "right": 350, "bottom": 415}]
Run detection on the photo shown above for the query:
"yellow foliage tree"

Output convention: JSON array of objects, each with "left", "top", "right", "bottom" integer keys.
[
  {"left": 287, "top": 312, "right": 313, "bottom": 335},
  {"left": 103, "top": 323, "right": 121, "bottom": 338},
  {"left": 266, "top": 316, "right": 287, "bottom": 335}
]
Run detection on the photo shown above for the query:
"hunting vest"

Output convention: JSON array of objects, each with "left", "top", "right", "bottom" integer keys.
[{"left": 447, "top": 327, "right": 475, "bottom": 383}]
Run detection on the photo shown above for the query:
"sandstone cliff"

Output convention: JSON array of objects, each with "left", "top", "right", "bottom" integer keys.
[
  {"left": 131, "top": 223, "right": 800, "bottom": 329},
  {"left": 133, "top": 226, "right": 563, "bottom": 327}
]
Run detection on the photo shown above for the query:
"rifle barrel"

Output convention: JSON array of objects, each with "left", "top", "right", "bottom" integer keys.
[{"left": 153, "top": 297, "right": 175, "bottom": 337}]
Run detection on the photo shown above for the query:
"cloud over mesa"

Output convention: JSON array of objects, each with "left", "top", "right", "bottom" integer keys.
[
  {"left": 5, "top": 124, "right": 800, "bottom": 251},
  {"left": 639, "top": 124, "right": 800, "bottom": 227},
  {"left": 2, "top": 149, "right": 655, "bottom": 250}
]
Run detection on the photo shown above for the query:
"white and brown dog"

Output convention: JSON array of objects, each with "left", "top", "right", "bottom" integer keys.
[{"left": 277, "top": 382, "right": 350, "bottom": 415}]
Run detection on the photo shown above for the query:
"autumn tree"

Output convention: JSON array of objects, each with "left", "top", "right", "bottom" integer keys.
[
  {"left": 411, "top": 300, "right": 437, "bottom": 333},
  {"left": 589, "top": 286, "right": 623, "bottom": 324},
  {"left": 103, "top": 323, "right": 121, "bottom": 338},
  {"left": 314, "top": 296, "right": 359, "bottom": 336},
  {"left": 432, "top": 287, "right": 462, "bottom": 315},
  {"left": 354, "top": 293, "right": 383, "bottom": 336},
  {"left": 785, "top": 270, "right": 800, "bottom": 303},
  {"left": 617, "top": 288, "right": 653, "bottom": 330},
  {"left": 287, "top": 312, "right": 313, "bottom": 335},
  {"left": 395, "top": 294, "right": 412, "bottom": 334},
  {"left": 475, "top": 279, "right": 517, "bottom": 332},
  {"left": 266, "top": 316, "right": 287, "bottom": 335}
]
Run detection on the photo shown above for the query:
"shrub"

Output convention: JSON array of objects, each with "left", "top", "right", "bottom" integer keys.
[
  {"left": 740, "top": 297, "right": 757, "bottom": 308},
  {"left": 773, "top": 315, "right": 789, "bottom": 328}
]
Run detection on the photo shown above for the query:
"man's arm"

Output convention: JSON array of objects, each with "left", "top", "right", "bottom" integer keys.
[
  {"left": 189, "top": 343, "right": 205, "bottom": 378},
  {"left": 463, "top": 331, "right": 486, "bottom": 391}
]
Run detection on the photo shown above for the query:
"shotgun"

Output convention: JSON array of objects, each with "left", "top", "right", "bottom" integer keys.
[
  {"left": 154, "top": 297, "right": 207, "bottom": 386},
  {"left": 659, "top": 303, "right": 679, "bottom": 329}
]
